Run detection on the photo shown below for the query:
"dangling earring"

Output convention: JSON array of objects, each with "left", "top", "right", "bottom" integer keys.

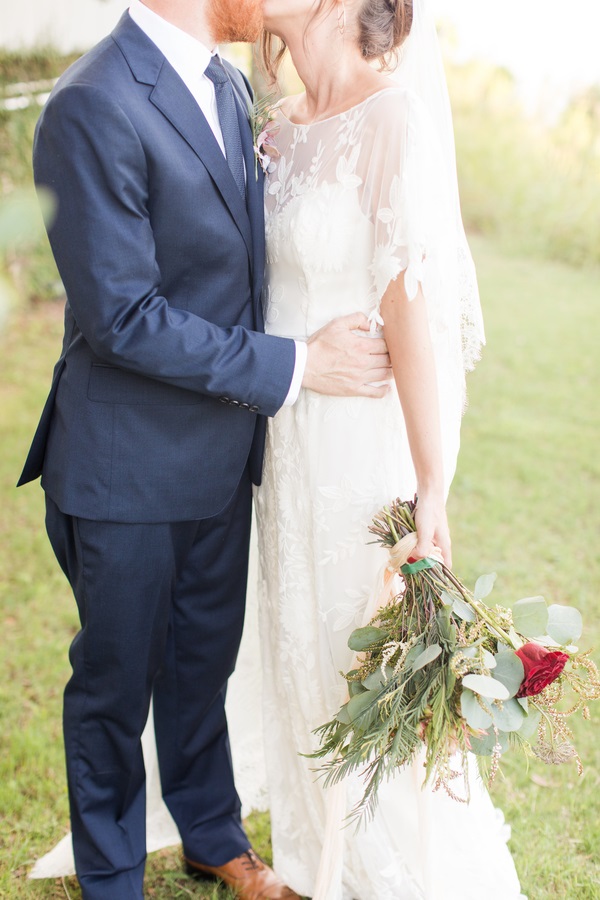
[{"left": 337, "top": 0, "right": 347, "bottom": 36}]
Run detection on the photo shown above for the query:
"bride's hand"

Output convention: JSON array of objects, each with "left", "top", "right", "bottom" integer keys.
[{"left": 413, "top": 495, "right": 452, "bottom": 568}]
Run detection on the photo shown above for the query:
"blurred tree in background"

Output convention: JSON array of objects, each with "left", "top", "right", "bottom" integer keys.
[{"left": 448, "top": 61, "right": 600, "bottom": 267}]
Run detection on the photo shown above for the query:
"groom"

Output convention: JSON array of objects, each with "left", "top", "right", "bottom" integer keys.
[{"left": 18, "top": 0, "right": 391, "bottom": 898}]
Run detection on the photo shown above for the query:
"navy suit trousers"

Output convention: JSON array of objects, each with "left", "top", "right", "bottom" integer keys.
[{"left": 45, "top": 471, "right": 253, "bottom": 900}]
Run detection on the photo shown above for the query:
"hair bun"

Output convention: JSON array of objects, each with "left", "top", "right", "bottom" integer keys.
[{"left": 359, "top": 0, "right": 413, "bottom": 63}]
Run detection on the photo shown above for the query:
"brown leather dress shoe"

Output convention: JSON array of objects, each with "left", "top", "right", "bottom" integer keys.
[{"left": 184, "top": 848, "right": 301, "bottom": 900}]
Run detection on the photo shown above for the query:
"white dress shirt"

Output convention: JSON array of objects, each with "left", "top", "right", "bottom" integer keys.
[{"left": 128, "top": 0, "right": 306, "bottom": 405}]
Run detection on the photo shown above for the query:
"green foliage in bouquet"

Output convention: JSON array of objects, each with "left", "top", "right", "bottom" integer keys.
[{"left": 311, "top": 498, "right": 600, "bottom": 823}]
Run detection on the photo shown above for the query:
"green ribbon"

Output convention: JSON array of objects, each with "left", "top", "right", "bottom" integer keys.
[{"left": 400, "top": 557, "right": 438, "bottom": 575}]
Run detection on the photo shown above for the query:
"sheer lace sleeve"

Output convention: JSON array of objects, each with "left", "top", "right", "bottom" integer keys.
[
  {"left": 357, "top": 88, "right": 480, "bottom": 485},
  {"left": 361, "top": 88, "right": 483, "bottom": 384},
  {"left": 362, "top": 90, "right": 445, "bottom": 310}
]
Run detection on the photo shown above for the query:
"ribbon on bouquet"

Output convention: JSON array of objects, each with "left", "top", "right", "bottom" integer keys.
[{"left": 312, "top": 534, "right": 443, "bottom": 900}]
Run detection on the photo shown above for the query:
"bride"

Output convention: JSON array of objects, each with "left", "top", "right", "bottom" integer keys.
[
  {"left": 253, "top": 0, "right": 524, "bottom": 898},
  {"left": 33, "top": 0, "right": 525, "bottom": 897}
]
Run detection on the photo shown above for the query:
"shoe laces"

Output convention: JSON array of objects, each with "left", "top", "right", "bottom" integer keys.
[{"left": 241, "top": 850, "right": 263, "bottom": 872}]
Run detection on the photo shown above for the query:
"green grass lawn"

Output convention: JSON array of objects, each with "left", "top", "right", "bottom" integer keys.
[{"left": 1, "top": 236, "right": 599, "bottom": 898}]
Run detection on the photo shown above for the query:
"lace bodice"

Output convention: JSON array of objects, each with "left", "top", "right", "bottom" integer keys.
[
  {"left": 264, "top": 87, "right": 474, "bottom": 491},
  {"left": 264, "top": 87, "right": 482, "bottom": 378}
]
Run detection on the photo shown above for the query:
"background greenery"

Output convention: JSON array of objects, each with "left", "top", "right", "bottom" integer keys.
[{"left": 1, "top": 44, "right": 599, "bottom": 900}]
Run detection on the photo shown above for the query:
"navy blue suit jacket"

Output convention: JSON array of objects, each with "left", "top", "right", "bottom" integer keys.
[{"left": 18, "top": 13, "right": 296, "bottom": 523}]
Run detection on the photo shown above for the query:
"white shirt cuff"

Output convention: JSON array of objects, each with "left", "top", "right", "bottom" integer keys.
[{"left": 283, "top": 340, "right": 307, "bottom": 406}]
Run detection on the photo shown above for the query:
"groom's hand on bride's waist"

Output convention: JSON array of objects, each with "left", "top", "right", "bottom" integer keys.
[{"left": 302, "top": 313, "right": 392, "bottom": 398}]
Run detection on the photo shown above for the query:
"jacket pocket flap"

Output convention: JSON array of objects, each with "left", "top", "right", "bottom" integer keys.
[{"left": 87, "top": 364, "right": 203, "bottom": 406}]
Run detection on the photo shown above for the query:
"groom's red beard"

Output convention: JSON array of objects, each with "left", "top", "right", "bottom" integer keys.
[{"left": 206, "top": 0, "right": 264, "bottom": 44}]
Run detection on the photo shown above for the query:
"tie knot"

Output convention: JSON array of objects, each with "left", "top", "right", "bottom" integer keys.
[{"left": 204, "top": 56, "right": 229, "bottom": 86}]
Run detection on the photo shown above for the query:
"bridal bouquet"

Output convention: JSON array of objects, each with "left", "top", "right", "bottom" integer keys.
[{"left": 311, "top": 498, "right": 600, "bottom": 821}]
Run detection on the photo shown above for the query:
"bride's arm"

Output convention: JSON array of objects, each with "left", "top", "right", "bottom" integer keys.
[{"left": 380, "top": 275, "right": 452, "bottom": 567}]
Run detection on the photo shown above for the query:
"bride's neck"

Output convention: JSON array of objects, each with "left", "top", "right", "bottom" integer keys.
[{"left": 283, "top": 29, "right": 374, "bottom": 123}]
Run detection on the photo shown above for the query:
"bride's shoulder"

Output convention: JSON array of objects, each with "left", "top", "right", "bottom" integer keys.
[
  {"left": 363, "top": 85, "right": 425, "bottom": 124},
  {"left": 361, "top": 85, "right": 434, "bottom": 149}
]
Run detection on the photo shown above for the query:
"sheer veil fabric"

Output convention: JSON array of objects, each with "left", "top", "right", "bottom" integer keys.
[{"left": 389, "top": 0, "right": 485, "bottom": 380}]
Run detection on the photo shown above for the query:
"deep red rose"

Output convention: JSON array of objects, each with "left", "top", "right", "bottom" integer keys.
[{"left": 515, "top": 643, "right": 569, "bottom": 698}]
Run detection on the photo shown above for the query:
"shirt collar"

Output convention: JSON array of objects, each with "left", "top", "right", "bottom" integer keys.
[{"left": 128, "top": 0, "right": 219, "bottom": 83}]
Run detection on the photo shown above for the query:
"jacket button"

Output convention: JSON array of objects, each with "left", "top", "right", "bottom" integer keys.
[
  {"left": 230, "top": 399, "right": 240, "bottom": 407},
  {"left": 240, "top": 402, "right": 250, "bottom": 410},
  {"left": 220, "top": 396, "right": 230, "bottom": 404},
  {"left": 249, "top": 405, "right": 259, "bottom": 413}
]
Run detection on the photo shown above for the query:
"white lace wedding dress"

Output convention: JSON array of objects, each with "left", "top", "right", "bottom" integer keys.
[
  {"left": 32, "top": 87, "right": 524, "bottom": 900},
  {"left": 252, "top": 88, "right": 524, "bottom": 900}
]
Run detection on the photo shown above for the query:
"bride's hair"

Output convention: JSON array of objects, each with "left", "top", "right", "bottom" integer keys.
[
  {"left": 359, "top": 0, "right": 413, "bottom": 63},
  {"left": 260, "top": 0, "right": 413, "bottom": 84}
]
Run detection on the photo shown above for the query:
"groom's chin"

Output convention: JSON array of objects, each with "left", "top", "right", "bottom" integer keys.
[{"left": 207, "top": 0, "right": 264, "bottom": 44}]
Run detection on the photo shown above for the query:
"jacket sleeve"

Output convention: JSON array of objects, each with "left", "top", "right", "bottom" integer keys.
[{"left": 33, "top": 81, "right": 296, "bottom": 418}]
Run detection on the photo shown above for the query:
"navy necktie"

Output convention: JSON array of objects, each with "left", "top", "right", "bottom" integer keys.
[{"left": 204, "top": 56, "right": 246, "bottom": 201}]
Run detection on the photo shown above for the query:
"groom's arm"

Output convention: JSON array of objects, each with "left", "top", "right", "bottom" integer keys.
[
  {"left": 34, "top": 81, "right": 295, "bottom": 417},
  {"left": 35, "top": 82, "right": 391, "bottom": 413}
]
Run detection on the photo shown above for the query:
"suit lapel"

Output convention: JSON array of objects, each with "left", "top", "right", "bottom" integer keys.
[
  {"left": 231, "top": 79, "right": 266, "bottom": 313},
  {"left": 150, "top": 67, "right": 253, "bottom": 264},
  {"left": 112, "top": 13, "right": 253, "bottom": 266}
]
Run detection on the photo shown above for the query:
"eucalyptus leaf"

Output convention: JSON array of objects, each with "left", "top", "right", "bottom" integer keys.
[
  {"left": 470, "top": 729, "right": 509, "bottom": 757},
  {"left": 452, "top": 596, "right": 476, "bottom": 622},
  {"left": 362, "top": 670, "right": 385, "bottom": 690},
  {"left": 517, "top": 706, "right": 542, "bottom": 740},
  {"left": 493, "top": 651, "right": 525, "bottom": 698},
  {"left": 412, "top": 644, "right": 443, "bottom": 672},
  {"left": 347, "top": 689, "right": 379, "bottom": 724},
  {"left": 491, "top": 697, "right": 525, "bottom": 732},
  {"left": 462, "top": 674, "right": 510, "bottom": 700},
  {"left": 517, "top": 697, "right": 529, "bottom": 712},
  {"left": 348, "top": 626, "right": 388, "bottom": 652},
  {"left": 460, "top": 688, "right": 492, "bottom": 729},
  {"left": 440, "top": 590, "right": 455, "bottom": 607},
  {"left": 512, "top": 596, "right": 549, "bottom": 638},
  {"left": 403, "top": 643, "right": 425, "bottom": 670},
  {"left": 546, "top": 604, "right": 583, "bottom": 645},
  {"left": 336, "top": 704, "right": 351, "bottom": 725},
  {"left": 482, "top": 649, "right": 497, "bottom": 670},
  {"left": 474, "top": 572, "right": 497, "bottom": 601},
  {"left": 349, "top": 680, "right": 366, "bottom": 697}
]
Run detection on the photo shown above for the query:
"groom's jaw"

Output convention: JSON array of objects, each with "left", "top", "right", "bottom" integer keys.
[{"left": 206, "top": 0, "right": 264, "bottom": 44}]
